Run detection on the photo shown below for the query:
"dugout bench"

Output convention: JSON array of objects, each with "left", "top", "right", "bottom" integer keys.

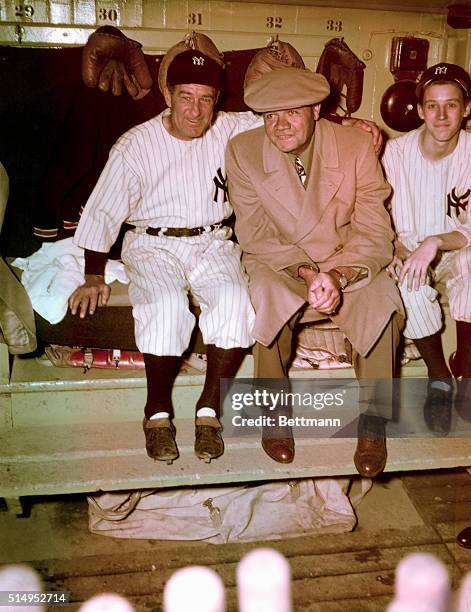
[{"left": 0, "top": 38, "right": 470, "bottom": 516}]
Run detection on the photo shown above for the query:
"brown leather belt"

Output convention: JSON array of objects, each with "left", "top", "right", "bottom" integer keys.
[{"left": 146, "top": 219, "right": 232, "bottom": 238}]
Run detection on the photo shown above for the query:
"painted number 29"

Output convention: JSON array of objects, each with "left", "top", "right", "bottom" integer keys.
[{"left": 15, "top": 3, "right": 34, "bottom": 18}]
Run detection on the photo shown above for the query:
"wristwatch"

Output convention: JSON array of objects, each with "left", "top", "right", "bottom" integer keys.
[
  {"left": 297, "top": 263, "right": 319, "bottom": 277},
  {"left": 329, "top": 268, "right": 348, "bottom": 291}
]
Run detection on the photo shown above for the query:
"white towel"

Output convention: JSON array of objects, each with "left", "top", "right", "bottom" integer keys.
[{"left": 12, "top": 238, "right": 129, "bottom": 324}]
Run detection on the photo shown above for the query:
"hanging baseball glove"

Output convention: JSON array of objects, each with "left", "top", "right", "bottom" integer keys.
[
  {"left": 158, "top": 31, "right": 224, "bottom": 94},
  {"left": 243, "top": 35, "right": 305, "bottom": 87},
  {"left": 316, "top": 38, "right": 366, "bottom": 115},
  {"left": 82, "top": 26, "right": 153, "bottom": 99}
]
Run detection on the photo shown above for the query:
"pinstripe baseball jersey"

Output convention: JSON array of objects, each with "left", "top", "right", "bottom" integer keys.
[
  {"left": 383, "top": 128, "right": 471, "bottom": 250},
  {"left": 383, "top": 127, "right": 471, "bottom": 338},
  {"left": 74, "top": 110, "right": 262, "bottom": 252},
  {"left": 73, "top": 110, "right": 260, "bottom": 355}
]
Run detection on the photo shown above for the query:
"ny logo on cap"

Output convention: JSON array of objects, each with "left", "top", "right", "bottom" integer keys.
[
  {"left": 192, "top": 55, "right": 205, "bottom": 66},
  {"left": 435, "top": 65, "right": 448, "bottom": 75}
]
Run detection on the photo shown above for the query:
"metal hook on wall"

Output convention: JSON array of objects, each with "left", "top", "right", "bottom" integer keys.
[{"left": 15, "top": 24, "right": 25, "bottom": 45}]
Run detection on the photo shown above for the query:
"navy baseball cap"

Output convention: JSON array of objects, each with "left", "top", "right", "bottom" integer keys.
[
  {"left": 167, "top": 49, "right": 223, "bottom": 90},
  {"left": 416, "top": 62, "right": 471, "bottom": 99}
]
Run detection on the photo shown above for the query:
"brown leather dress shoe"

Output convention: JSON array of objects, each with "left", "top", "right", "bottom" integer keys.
[
  {"left": 457, "top": 525, "right": 471, "bottom": 549},
  {"left": 261, "top": 416, "right": 295, "bottom": 463},
  {"left": 261, "top": 437, "right": 295, "bottom": 463},
  {"left": 354, "top": 415, "right": 387, "bottom": 478},
  {"left": 143, "top": 418, "right": 179, "bottom": 464},
  {"left": 195, "top": 416, "right": 224, "bottom": 463}
]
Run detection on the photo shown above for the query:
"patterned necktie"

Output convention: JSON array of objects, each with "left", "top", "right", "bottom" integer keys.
[{"left": 294, "top": 156, "right": 307, "bottom": 186}]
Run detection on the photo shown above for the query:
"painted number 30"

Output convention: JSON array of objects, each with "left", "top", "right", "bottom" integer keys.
[
  {"left": 98, "top": 8, "right": 118, "bottom": 21},
  {"left": 326, "top": 19, "right": 343, "bottom": 31}
]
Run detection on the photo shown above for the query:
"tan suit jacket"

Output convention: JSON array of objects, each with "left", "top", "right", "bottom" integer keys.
[{"left": 226, "top": 119, "right": 404, "bottom": 356}]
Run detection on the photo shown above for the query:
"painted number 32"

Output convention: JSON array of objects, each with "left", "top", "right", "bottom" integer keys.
[
  {"left": 266, "top": 16, "right": 283, "bottom": 28},
  {"left": 326, "top": 19, "right": 343, "bottom": 31}
]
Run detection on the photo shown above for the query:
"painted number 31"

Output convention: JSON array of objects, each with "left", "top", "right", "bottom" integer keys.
[
  {"left": 326, "top": 19, "right": 343, "bottom": 31},
  {"left": 188, "top": 13, "right": 203, "bottom": 25}
]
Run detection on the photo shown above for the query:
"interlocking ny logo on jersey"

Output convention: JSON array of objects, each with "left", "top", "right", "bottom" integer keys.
[
  {"left": 447, "top": 187, "right": 471, "bottom": 217},
  {"left": 213, "top": 168, "right": 228, "bottom": 203},
  {"left": 193, "top": 55, "right": 205, "bottom": 66}
]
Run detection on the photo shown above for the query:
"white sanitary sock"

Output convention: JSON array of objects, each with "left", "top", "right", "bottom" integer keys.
[
  {"left": 149, "top": 411, "right": 170, "bottom": 420},
  {"left": 196, "top": 407, "right": 217, "bottom": 418}
]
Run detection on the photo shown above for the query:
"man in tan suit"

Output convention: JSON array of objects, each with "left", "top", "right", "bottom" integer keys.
[{"left": 226, "top": 67, "right": 404, "bottom": 476}]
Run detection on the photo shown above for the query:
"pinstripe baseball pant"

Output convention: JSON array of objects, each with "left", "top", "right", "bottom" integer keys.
[
  {"left": 399, "top": 246, "right": 471, "bottom": 339},
  {"left": 121, "top": 229, "right": 255, "bottom": 355}
]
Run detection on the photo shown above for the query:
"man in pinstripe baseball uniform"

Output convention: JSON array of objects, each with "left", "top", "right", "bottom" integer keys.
[
  {"left": 383, "top": 62, "right": 471, "bottom": 433},
  {"left": 70, "top": 49, "right": 260, "bottom": 464}
]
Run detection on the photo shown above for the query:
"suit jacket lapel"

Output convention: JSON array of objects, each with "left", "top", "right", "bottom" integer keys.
[
  {"left": 295, "top": 119, "right": 344, "bottom": 239},
  {"left": 261, "top": 136, "right": 306, "bottom": 230},
  {"left": 259, "top": 119, "right": 345, "bottom": 241}
]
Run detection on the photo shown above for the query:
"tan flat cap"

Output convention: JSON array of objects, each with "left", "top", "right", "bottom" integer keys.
[{"left": 244, "top": 67, "right": 330, "bottom": 112}]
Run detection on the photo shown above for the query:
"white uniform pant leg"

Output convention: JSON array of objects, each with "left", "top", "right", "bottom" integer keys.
[
  {"left": 122, "top": 236, "right": 196, "bottom": 356},
  {"left": 398, "top": 278, "right": 443, "bottom": 340},
  {"left": 439, "top": 247, "right": 471, "bottom": 323},
  {"left": 188, "top": 237, "right": 255, "bottom": 349}
]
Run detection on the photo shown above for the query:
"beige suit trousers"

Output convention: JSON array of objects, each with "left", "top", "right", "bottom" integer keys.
[{"left": 254, "top": 312, "right": 404, "bottom": 421}]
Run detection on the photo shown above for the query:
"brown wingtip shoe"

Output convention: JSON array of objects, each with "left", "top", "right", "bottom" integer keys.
[
  {"left": 354, "top": 415, "right": 387, "bottom": 478},
  {"left": 143, "top": 418, "right": 179, "bottom": 464},
  {"left": 195, "top": 416, "right": 224, "bottom": 463},
  {"left": 261, "top": 437, "right": 295, "bottom": 463},
  {"left": 261, "top": 416, "right": 295, "bottom": 463},
  {"left": 354, "top": 436, "right": 387, "bottom": 477}
]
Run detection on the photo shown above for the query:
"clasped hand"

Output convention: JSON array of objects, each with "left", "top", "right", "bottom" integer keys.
[{"left": 306, "top": 271, "right": 342, "bottom": 314}]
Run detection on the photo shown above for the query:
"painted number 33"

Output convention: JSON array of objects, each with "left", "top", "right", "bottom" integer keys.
[{"left": 326, "top": 19, "right": 343, "bottom": 31}]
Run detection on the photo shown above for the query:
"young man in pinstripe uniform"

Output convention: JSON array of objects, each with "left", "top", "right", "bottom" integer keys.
[{"left": 383, "top": 62, "right": 471, "bottom": 433}]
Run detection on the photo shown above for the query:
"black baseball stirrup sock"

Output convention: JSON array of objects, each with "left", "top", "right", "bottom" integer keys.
[
  {"left": 196, "top": 345, "right": 246, "bottom": 416},
  {"left": 413, "top": 332, "right": 451, "bottom": 380},
  {"left": 456, "top": 321, "right": 471, "bottom": 377},
  {"left": 143, "top": 354, "right": 180, "bottom": 419}
]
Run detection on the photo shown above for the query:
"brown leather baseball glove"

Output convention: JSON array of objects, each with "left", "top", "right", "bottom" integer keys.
[
  {"left": 244, "top": 36, "right": 305, "bottom": 87},
  {"left": 316, "top": 37, "right": 366, "bottom": 115},
  {"left": 82, "top": 26, "right": 153, "bottom": 99}
]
